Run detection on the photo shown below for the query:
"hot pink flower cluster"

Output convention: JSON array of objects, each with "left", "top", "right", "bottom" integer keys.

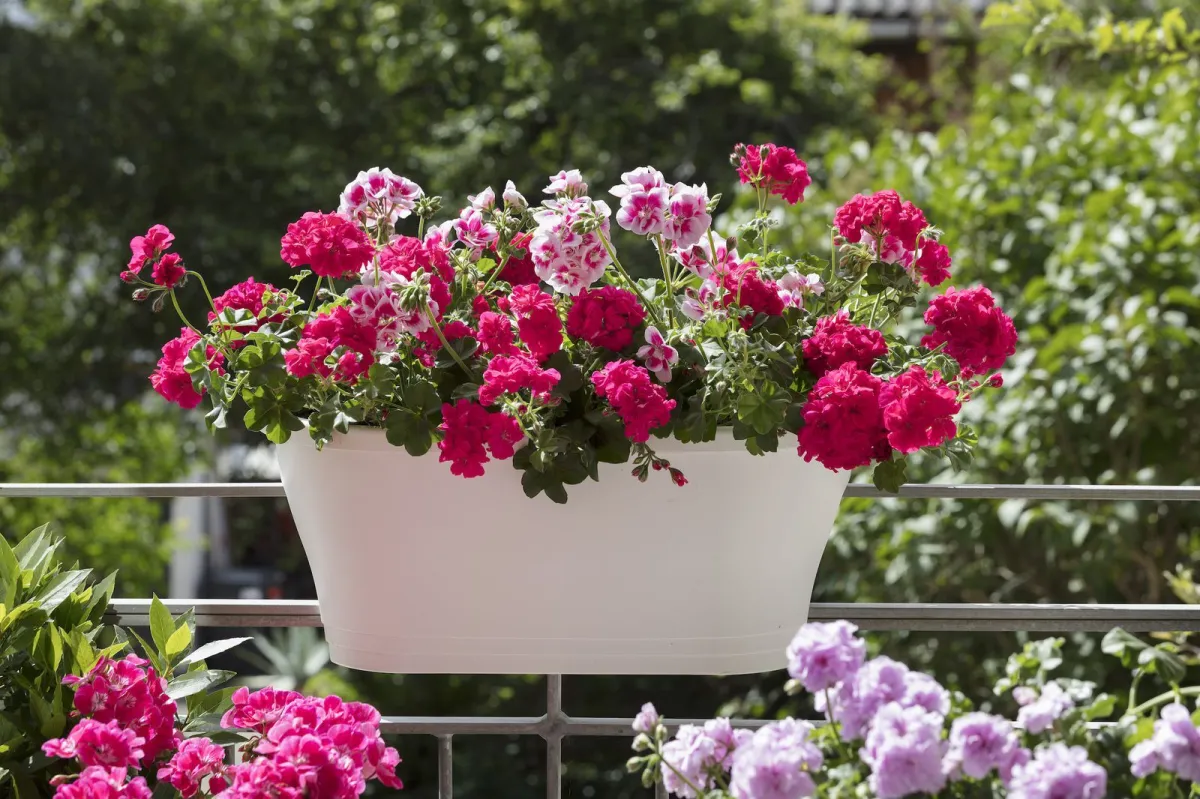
[
  {"left": 834, "top": 190, "right": 951, "bottom": 286},
  {"left": 215, "top": 691, "right": 403, "bottom": 798},
  {"left": 46, "top": 666, "right": 403, "bottom": 799},
  {"left": 284, "top": 306, "right": 376, "bottom": 383},
  {"left": 280, "top": 212, "right": 375, "bottom": 279},
  {"left": 922, "top": 286, "right": 1019, "bottom": 377},
  {"left": 480, "top": 354, "right": 561, "bottom": 406},
  {"left": 735, "top": 143, "right": 812, "bottom": 205},
  {"left": 438, "top": 398, "right": 525, "bottom": 477},
  {"left": 802, "top": 310, "right": 888, "bottom": 377},
  {"left": 123, "top": 224, "right": 185, "bottom": 289},
  {"left": 566, "top": 285, "right": 647, "bottom": 351},
  {"left": 508, "top": 285, "right": 564, "bottom": 362},
  {"left": 591, "top": 360, "right": 676, "bottom": 443}
]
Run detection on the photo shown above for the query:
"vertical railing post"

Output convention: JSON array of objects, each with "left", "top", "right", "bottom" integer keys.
[
  {"left": 545, "top": 675, "right": 563, "bottom": 799},
  {"left": 437, "top": 735, "right": 453, "bottom": 798}
]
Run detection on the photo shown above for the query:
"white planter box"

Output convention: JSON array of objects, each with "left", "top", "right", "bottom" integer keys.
[{"left": 276, "top": 428, "right": 849, "bottom": 675}]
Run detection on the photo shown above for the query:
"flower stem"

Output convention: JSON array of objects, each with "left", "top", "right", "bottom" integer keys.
[
  {"left": 598, "top": 232, "right": 666, "bottom": 330},
  {"left": 1128, "top": 686, "right": 1200, "bottom": 717},
  {"left": 169, "top": 290, "right": 199, "bottom": 332},
  {"left": 822, "top": 688, "right": 855, "bottom": 762},
  {"left": 426, "top": 309, "right": 477, "bottom": 379},
  {"left": 654, "top": 235, "right": 675, "bottom": 326},
  {"left": 479, "top": 250, "right": 512, "bottom": 296},
  {"left": 308, "top": 277, "right": 325, "bottom": 314},
  {"left": 187, "top": 271, "right": 216, "bottom": 310}
]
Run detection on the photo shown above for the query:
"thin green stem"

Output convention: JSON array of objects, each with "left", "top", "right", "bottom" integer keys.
[
  {"left": 308, "top": 276, "right": 325, "bottom": 314},
  {"left": 1128, "top": 672, "right": 1144, "bottom": 713},
  {"left": 427, "top": 309, "right": 477, "bottom": 379},
  {"left": 480, "top": 250, "right": 513, "bottom": 295},
  {"left": 187, "top": 271, "right": 216, "bottom": 310},
  {"left": 867, "top": 294, "right": 884, "bottom": 327},
  {"left": 418, "top": 216, "right": 426, "bottom": 241},
  {"left": 1128, "top": 686, "right": 1200, "bottom": 717},
  {"left": 169, "top": 291, "right": 199, "bottom": 332},
  {"left": 823, "top": 689, "right": 855, "bottom": 762},
  {"left": 654, "top": 235, "right": 675, "bottom": 326},
  {"left": 598, "top": 232, "right": 666, "bottom": 330}
]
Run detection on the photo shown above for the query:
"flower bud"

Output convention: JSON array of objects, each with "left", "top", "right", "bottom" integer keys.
[
  {"left": 987, "top": 373, "right": 1004, "bottom": 388},
  {"left": 132, "top": 288, "right": 151, "bottom": 302},
  {"left": 119, "top": 270, "right": 139, "bottom": 283},
  {"left": 725, "top": 235, "right": 738, "bottom": 252},
  {"left": 669, "top": 468, "right": 688, "bottom": 487},
  {"left": 151, "top": 294, "right": 166, "bottom": 313},
  {"left": 626, "top": 755, "right": 645, "bottom": 773},
  {"left": 502, "top": 180, "right": 527, "bottom": 210}
]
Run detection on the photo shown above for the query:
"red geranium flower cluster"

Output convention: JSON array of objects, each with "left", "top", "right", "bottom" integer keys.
[
  {"left": 802, "top": 310, "right": 889, "bottom": 377},
  {"left": 721, "top": 261, "right": 785, "bottom": 326},
  {"left": 438, "top": 398, "right": 525, "bottom": 477},
  {"left": 735, "top": 143, "right": 812, "bottom": 205},
  {"left": 477, "top": 311, "right": 519, "bottom": 355},
  {"left": 280, "top": 211, "right": 374, "bottom": 279},
  {"left": 480, "top": 354, "right": 562, "bottom": 406},
  {"left": 922, "top": 286, "right": 1018, "bottom": 377},
  {"left": 834, "top": 191, "right": 951, "bottom": 287},
  {"left": 150, "top": 327, "right": 225, "bottom": 410},
  {"left": 123, "top": 224, "right": 181, "bottom": 288},
  {"left": 797, "top": 363, "right": 890, "bottom": 470},
  {"left": 879, "top": 365, "right": 961, "bottom": 454},
  {"left": 591, "top": 360, "right": 676, "bottom": 443},
  {"left": 508, "top": 285, "right": 563, "bottom": 362},
  {"left": 284, "top": 306, "right": 376, "bottom": 383},
  {"left": 566, "top": 285, "right": 646, "bottom": 350},
  {"left": 493, "top": 231, "right": 539, "bottom": 286}
]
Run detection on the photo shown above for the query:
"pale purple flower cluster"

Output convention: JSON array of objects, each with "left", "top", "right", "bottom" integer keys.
[
  {"left": 945, "top": 712, "right": 1028, "bottom": 782},
  {"left": 1128, "top": 703, "right": 1200, "bottom": 781},
  {"left": 814, "top": 655, "right": 949, "bottom": 740},
  {"left": 1017, "top": 682, "right": 1074, "bottom": 734},
  {"left": 729, "top": 719, "right": 822, "bottom": 799},
  {"left": 632, "top": 703, "right": 660, "bottom": 735},
  {"left": 861, "top": 703, "right": 947, "bottom": 799},
  {"left": 785, "top": 620, "right": 866, "bottom": 693},
  {"left": 659, "top": 718, "right": 751, "bottom": 798},
  {"left": 1007, "top": 744, "right": 1107, "bottom": 799}
]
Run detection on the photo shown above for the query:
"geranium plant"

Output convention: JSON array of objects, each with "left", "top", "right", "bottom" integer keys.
[
  {"left": 126, "top": 144, "right": 1017, "bottom": 501},
  {"left": 627, "top": 622, "right": 1199, "bottom": 798},
  {"left": 38, "top": 597, "right": 402, "bottom": 799}
]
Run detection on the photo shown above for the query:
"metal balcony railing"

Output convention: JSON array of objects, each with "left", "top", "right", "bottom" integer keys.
[{"left": 4, "top": 481, "right": 1200, "bottom": 798}]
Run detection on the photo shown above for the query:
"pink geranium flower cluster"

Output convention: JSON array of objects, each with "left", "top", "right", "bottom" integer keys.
[
  {"left": 130, "top": 140, "right": 1016, "bottom": 501},
  {"left": 46, "top": 661, "right": 403, "bottom": 799}
]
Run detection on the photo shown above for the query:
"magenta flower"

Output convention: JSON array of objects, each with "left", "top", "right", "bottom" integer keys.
[
  {"left": 221, "top": 686, "right": 303, "bottom": 734},
  {"left": 43, "top": 719, "right": 146, "bottom": 770},
  {"left": 52, "top": 767, "right": 151, "bottom": 799},
  {"left": 157, "top": 737, "right": 229, "bottom": 798}
]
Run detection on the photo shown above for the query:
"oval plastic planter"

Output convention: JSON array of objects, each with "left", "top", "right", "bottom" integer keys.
[{"left": 276, "top": 428, "right": 850, "bottom": 675}]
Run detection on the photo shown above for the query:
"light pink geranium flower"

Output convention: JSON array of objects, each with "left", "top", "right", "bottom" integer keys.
[
  {"left": 777, "top": 270, "right": 825, "bottom": 309},
  {"left": 544, "top": 169, "right": 588, "bottom": 197},
  {"left": 615, "top": 187, "right": 669, "bottom": 236},
  {"left": 610, "top": 166, "right": 667, "bottom": 198},
  {"left": 637, "top": 326, "right": 680, "bottom": 382},
  {"left": 664, "top": 183, "right": 712, "bottom": 250}
]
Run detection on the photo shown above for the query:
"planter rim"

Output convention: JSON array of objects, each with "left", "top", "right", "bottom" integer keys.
[{"left": 297, "top": 425, "right": 773, "bottom": 455}]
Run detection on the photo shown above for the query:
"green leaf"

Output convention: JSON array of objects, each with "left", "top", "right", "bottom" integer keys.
[
  {"left": 179, "top": 636, "right": 252, "bottom": 667},
  {"left": 1138, "top": 646, "right": 1186, "bottom": 685},
  {"left": 149, "top": 596, "right": 175, "bottom": 657},
  {"left": 544, "top": 350, "right": 585, "bottom": 396},
  {"left": 386, "top": 411, "right": 435, "bottom": 456},
  {"left": 165, "top": 623, "right": 193, "bottom": 661},
  {"left": 871, "top": 458, "right": 908, "bottom": 493},
  {"left": 166, "top": 669, "right": 235, "bottom": 700},
  {"left": 405, "top": 379, "right": 443, "bottom": 415},
  {"left": 13, "top": 524, "right": 56, "bottom": 578},
  {"left": 1101, "top": 627, "right": 1148, "bottom": 667},
  {"left": 0, "top": 537, "right": 20, "bottom": 608},
  {"left": 736, "top": 383, "right": 790, "bottom": 435},
  {"left": 33, "top": 569, "right": 91, "bottom": 613}
]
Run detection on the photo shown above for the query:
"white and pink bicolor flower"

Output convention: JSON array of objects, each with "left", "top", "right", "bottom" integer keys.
[
  {"left": 615, "top": 188, "right": 669, "bottom": 237},
  {"left": 338, "top": 167, "right": 423, "bottom": 228},
  {"left": 664, "top": 182, "right": 712, "bottom": 250},
  {"left": 544, "top": 169, "right": 588, "bottom": 198},
  {"left": 637, "top": 326, "right": 680, "bottom": 383},
  {"left": 776, "top": 270, "right": 825, "bottom": 310},
  {"left": 469, "top": 186, "right": 496, "bottom": 211},
  {"left": 454, "top": 207, "right": 499, "bottom": 253}
]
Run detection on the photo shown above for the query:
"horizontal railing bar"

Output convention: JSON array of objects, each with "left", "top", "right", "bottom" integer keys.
[
  {"left": 106, "top": 599, "right": 1200, "bottom": 632},
  {"left": 379, "top": 715, "right": 770, "bottom": 736},
  {"left": 5, "top": 482, "right": 1200, "bottom": 501}
]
